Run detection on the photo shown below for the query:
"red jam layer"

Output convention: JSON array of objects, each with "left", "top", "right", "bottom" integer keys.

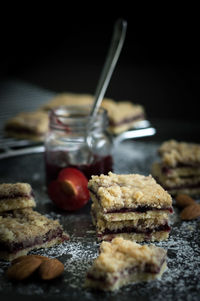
[
  {"left": 0, "top": 191, "right": 34, "bottom": 201},
  {"left": 0, "top": 194, "right": 33, "bottom": 200},
  {"left": 109, "top": 113, "right": 145, "bottom": 127},
  {"left": 105, "top": 206, "right": 173, "bottom": 214},
  {"left": 162, "top": 182, "right": 200, "bottom": 191},
  {"left": 162, "top": 163, "right": 200, "bottom": 175},
  {"left": 87, "top": 257, "right": 165, "bottom": 283},
  {"left": 5, "top": 125, "right": 44, "bottom": 137},
  {"left": 45, "top": 151, "right": 113, "bottom": 183},
  {"left": 99, "top": 223, "right": 171, "bottom": 237},
  {"left": 0, "top": 228, "right": 69, "bottom": 253}
]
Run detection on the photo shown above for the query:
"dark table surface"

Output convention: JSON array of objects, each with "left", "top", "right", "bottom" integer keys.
[{"left": 0, "top": 81, "right": 200, "bottom": 301}]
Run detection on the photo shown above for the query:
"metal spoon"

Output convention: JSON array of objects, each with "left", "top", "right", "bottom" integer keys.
[{"left": 90, "top": 18, "right": 127, "bottom": 118}]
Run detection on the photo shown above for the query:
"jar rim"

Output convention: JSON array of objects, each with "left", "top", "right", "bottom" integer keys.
[
  {"left": 49, "top": 105, "right": 108, "bottom": 130},
  {"left": 50, "top": 105, "right": 107, "bottom": 121}
]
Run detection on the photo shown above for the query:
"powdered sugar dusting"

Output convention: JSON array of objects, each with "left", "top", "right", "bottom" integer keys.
[
  {"left": 1, "top": 207, "right": 200, "bottom": 300},
  {"left": 63, "top": 238, "right": 98, "bottom": 289},
  {"left": 0, "top": 141, "right": 200, "bottom": 300}
]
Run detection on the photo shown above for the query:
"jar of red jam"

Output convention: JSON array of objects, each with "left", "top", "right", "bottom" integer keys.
[{"left": 44, "top": 105, "right": 113, "bottom": 185}]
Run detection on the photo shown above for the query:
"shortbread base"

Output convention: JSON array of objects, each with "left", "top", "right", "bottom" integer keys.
[
  {"left": 5, "top": 130, "right": 44, "bottom": 142},
  {"left": 109, "top": 118, "right": 144, "bottom": 135},
  {"left": 0, "top": 198, "right": 36, "bottom": 212},
  {"left": 91, "top": 205, "right": 170, "bottom": 242},
  {"left": 167, "top": 188, "right": 200, "bottom": 197},
  {"left": 90, "top": 192, "right": 170, "bottom": 222},
  {"left": 85, "top": 262, "right": 167, "bottom": 291},
  {"left": 98, "top": 231, "right": 169, "bottom": 242},
  {"left": 0, "top": 235, "right": 69, "bottom": 261}
]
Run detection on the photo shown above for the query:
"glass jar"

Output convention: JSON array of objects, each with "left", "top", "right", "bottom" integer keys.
[{"left": 44, "top": 105, "right": 113, "bottom": 185}]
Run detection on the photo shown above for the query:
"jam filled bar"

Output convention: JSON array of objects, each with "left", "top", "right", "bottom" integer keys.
[
  {"left": 40, "top": 92, "right": 145, "bottom": 135},
  {"left": 0, "top": 208, "right": 69, "bottom": 261},
  {"left": 40, "top": 92, "right": 95, "bottom": 111},
  {"left": 0, "top": 183, "right": 36, "bottom": 213},
  {"left": 101, "top": 100, "right": 145, "bottom": 135},
  {"left": 88, "top": 172, "right": 172, "bottom": 242},
  {"left": 85, "top": 237, "right": 167, "bottom": 291},
  {"left": 152, "top": 140, "right": 200, "bottom": 196},
  {"left": 4, "top": 111, "right": 49, "bottom": 141}
]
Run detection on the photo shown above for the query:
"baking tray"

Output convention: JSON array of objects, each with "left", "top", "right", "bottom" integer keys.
[{"left": 0, "top": 140, "right": 200, "bottom": 301}]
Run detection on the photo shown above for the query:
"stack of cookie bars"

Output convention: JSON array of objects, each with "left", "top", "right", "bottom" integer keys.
[
  {"left": 0, "top": 183, "right": 69, "bottom": 261},
  {"left": 88, "top": 172, "right": 173, "bottom": 242},
  {"left": 152, "top": 140, "right": 200, "bottom": 196}
]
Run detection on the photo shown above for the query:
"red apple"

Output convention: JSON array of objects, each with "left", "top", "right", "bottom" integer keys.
[{"left": 48, "top": 168, "right": 90, "bottom": 211}]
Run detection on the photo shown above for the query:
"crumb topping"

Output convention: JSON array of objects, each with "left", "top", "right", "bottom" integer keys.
[
  {"left": 88, "top": 172, "right": 172, "bottom": 210},
  {"left": 40, "top": 93, "right": 113, "bottom": 110},
  {"left": 41, "top": 93, "right": 144, "bottom": 123},
  {"left": 5, "top": 111, "right": 49, "bottom": 134},
  {"left": 0, "top": 208, "right": 63, "bottom": 243},
  {"left": 0, "top": 183, "right": 32, "bottom": 198},
  {"left": 41, "top": 92, "right": 94, "bottom": 109},
  {"left": 159, "top": 140, "right": 200, "bottom": 167},
  {"left": 101, "top": 101, "right": 144, "bottom": 123},
  {"left": 91, "top": 237, "right": 166, "bottom": 273}
]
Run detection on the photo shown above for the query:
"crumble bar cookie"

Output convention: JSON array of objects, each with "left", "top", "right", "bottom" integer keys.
[
  {"left": 102, "top": 100, "right": 145, "bottom": 135},
  {"left": 0, "top": 208, "right": 69, "bottom": 261},
  {"left": 88, "top": 172, "right": 172, "bottom": 242},
  {"left": 4, "top": 111, "right": 49, "bottom": 141},
  {"left": 40, "top": 92, "right": 116, "bottom": 112},
  {"left": 91, "top": 204, "right": 170, "bottom": 242},
  {"left": 152, "top": 140, "right": 200, "bottom": 196},
  {"left": 40, "top": 92, "right": 145, "bottom": 134},
  {"left": 158, "top": 140, "right": 200, "bottom": 166},
  {"left": 40, "top": 92, "right": 95, "bottom": 110},
  {"left": 0, "top": 183, "right": 36, "bottom": 212},
  {"left": 88, "top": 172, "right": 172, "bottom": 218},
  {"left": 85, "top": 237, "right": 167, "bottom": 291}
]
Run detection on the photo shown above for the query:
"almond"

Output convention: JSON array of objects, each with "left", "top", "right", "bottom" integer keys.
[
  {"left": 180, "top": 203, "right": 200, "bottom": 220},
  {"left": 6, "top": 257, "right": 42, "bottom": 280},
  {"left": 38, "top": 258, "right": 64, "bottom": 280},
  {"left": 12, "top": 254, "right": 49, "bottom": 265},
  {"left": 175, "top": 194, "right": 195, "bottom": 208}
]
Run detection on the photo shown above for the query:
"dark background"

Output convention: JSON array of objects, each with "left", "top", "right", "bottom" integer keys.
[{"left": 0, "top": 5, "right": 200, "bottom": 122}]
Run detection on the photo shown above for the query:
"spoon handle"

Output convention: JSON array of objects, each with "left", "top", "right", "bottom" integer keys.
[{"left": 90, "top": 19, "right": 127, "bottom": 117}]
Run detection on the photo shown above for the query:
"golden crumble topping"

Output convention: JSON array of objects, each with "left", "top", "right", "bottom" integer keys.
[
  {"left": 159, "top": 140, "right": 200, "bottom": 167},
  {"left": 0, "top": 208, "right": 64, "bottom": 243},
  {"left": 100, "top": 100, "right": 144, "bottom": 122},
  {"left": 0, "top": 183, "right": 36, "bottom": 212},
  {"left": 41, "top": 93, "right": 93, "bottom": 110},
  {"left": 5, "top": 111, "right": 49, "bottom": 135},
  {"left": 0, "top": 183, "right": 32, "bottom": 198},
  {"left": 88, "top": 172, "right": 172, "bottom": 210},
  {"left": 41, "top": 93, "right": 144, "bottom": 127},
  {"left": 40, "top": 92, "right": 114, "bottom": 111},
  {"left": 91, "top": 237, "right": 166, "bottom": 273}
]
